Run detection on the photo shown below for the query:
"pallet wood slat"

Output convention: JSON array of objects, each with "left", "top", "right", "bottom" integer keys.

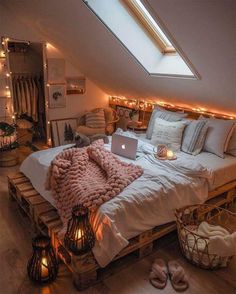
[{"left": 7, "top": 172, "right": 236, "bottom": 290}]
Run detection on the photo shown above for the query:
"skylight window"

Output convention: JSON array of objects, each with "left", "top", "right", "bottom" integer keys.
[
  {"left": 124, "top": 0, "right": 176, "bottom": 53},
  {"left": 83, "top": 0, "right": 198, "bottom": 78}
]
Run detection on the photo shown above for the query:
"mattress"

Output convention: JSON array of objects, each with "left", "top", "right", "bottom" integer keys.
[
  {"left": 20, "top": 135, "right": 236, "bottom": 267},
  {"left": 134, "top": 133, "right": 236, "bottom": 191}
]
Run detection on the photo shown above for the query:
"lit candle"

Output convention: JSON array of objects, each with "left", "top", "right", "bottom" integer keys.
[
  {"left": 41, "top": 257, "right": 49, "bottom": 279},
  {"left": 167, "top": 150, "right": 174, "bottom": 159},
  {"left": 75, "top": 229, "right": 82, "bottom": 249}
]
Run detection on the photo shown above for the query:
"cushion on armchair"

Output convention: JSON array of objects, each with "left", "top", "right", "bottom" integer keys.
[{"left": 85, "top": 109, "right": 106, "bottom": 128}]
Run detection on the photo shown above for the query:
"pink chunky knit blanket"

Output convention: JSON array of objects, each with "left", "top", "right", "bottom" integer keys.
[{"left": 46, "top": 140, "right": 143, "bottom": 226}]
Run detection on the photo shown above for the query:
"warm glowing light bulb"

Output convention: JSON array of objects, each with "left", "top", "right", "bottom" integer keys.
[
  {"left": 0, "top": 51, "right": 5, "bottom": 58},
  {"left": 75, "top": 229, "right": 82, "bottom": 249},
  {"left": 167, "top": 150, "right": 174, "bottom": 159},
  {"left": 41, "top": 257, "right": 49, "bottom": 279}
]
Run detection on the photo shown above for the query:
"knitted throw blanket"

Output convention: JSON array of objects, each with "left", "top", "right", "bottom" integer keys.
[{"left": 46, "top": 140, "right": 143, "bottom": 226}]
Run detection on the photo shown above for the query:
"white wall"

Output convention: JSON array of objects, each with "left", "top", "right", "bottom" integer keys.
[
  {"left": 0, "top": 5, "right": 109, "bottom": 123},
  {"left": 46, "top": 45, "right": 108, "bottom": 120},
  {"left": 0, "top": 0, "right": 235, "bottom": 116}
]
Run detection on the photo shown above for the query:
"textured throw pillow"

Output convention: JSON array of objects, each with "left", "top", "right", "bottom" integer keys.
[
  {"left": 199, "top": 118, "right": 235, "bottom": 158},
  {"left": 86, "top": 109, "right": 106, "bottom": 128},
  {"left": 146, "top": 106, "right": 187, "bottom": 139},
  {"left": 181, "top": 120, "right": 208, "bottom": 155},
  {"left": 151, "top": 118, "right": 186, "bottom": 151},
  {"left": 226, "top": 125, "right": 236, "bottom": 156}
]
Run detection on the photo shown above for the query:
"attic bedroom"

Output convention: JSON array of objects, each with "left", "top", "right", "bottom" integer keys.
[{"left": 0, "top": 0, "right": 236, "bottom": 293}]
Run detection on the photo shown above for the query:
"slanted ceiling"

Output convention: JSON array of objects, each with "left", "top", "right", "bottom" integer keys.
[{"left": 1, "top": 0, "right": 236, "bottom": 115}]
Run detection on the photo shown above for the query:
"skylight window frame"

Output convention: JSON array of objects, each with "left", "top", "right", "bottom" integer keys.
[{"left": 123, "top": 0, "right": 176, "bottom": 54}]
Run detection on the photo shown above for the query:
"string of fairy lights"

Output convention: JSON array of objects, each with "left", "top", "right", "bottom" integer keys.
[
  {"left": 109, "top": 96, "right": 236, "bottom": 120},
  {"left": 0, "top": 37, "right": 14, "bottom": 122},
  {"left": 0, "top": 36, "right": 235, "bottom": 149}
]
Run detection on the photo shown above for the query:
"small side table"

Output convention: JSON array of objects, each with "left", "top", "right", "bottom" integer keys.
[{"left": 127, "top": 123, "right": 147, "bottom": 134}]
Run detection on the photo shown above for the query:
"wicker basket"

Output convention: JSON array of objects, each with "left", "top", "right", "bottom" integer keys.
[{"left": 175, "top": 204, "right": 236, "bottom": 270}]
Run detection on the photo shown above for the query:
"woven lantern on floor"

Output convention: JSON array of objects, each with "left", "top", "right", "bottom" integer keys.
[
  {"left": 64, "top": 205, "right": 95, "bottom": 255},
  {"left": 27, "top": 235, "right": 58, "bottom": 284}
]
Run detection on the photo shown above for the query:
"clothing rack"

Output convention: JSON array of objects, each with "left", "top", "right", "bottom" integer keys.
[{"left": 12, "top": 72, "right": 42, "bottom": 76}]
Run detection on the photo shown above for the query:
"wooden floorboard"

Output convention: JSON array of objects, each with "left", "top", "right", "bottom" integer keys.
[{"left": 0, "top": 164, "right": 236, "bottom": 293}]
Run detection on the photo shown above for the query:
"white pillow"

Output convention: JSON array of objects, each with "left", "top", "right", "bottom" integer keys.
[
  {"left": 151, "top": 118, "right": 186, "bottom": 151},
  {"left": 199, "top": 117, "right": 235, "bottom": 158},
  {"left": 146, "top": 106, "right": 187, "bottom": 139}
]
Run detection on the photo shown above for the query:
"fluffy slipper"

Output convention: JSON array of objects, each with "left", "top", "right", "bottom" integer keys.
[
  {"left": 149, "top": 258, "right": 168, "bottom": 289},
  {"left": 168, "top": 260, "right": 189, "bottom": 292}
]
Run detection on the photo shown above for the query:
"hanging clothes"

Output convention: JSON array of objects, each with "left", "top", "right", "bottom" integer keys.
[
  {"left": 12, "top": 74, "right": 46, "bottom": 140},
  {"left": 12, "top": 74, "right": 43, "bottom": 123}
]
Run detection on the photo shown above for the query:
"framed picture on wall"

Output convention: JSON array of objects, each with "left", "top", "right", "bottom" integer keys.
[
  {"left": 51, "top": 118, "right": 77, "bottom": 146},
  {"left": 66, "top": 76, "right": 86, "bottom": 94},
  {"left": 48, "top": 84, "right": 66, "bottom": 108},
  {"left": 47, "top": 58, "right": 65, "bottom": 83}
]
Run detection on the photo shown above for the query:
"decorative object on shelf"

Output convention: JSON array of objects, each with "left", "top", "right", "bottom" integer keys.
[
  {"left": 27, "top": 235, "right": 58, "bottom": 284},
  {"left": 51, "top": 118, "right": 77, "bottom": 146},
  {"left": 47, "top": 58, "right": 65, "bottom": 84},
  {"left": 64, "top": 205, "right": 95, "bottom": 255},
  {"left": 48, "top": 84, "right": 66, "bottom": 108},
  {"left": 66, "top": 76, "right": 86, "bottom": 94}
]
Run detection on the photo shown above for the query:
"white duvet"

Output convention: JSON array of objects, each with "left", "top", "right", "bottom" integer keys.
[{"left": 21, "top": 135, "right": 214, "bottom": 267}]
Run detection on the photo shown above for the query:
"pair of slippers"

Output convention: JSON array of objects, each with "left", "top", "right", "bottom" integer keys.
[{"left": 149, "top": 259, "right": 189, "bottom": 292}]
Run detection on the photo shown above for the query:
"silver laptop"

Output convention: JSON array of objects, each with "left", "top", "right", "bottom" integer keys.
[{"left": 111, "top": 134, "right": 138, "bottom": 160}]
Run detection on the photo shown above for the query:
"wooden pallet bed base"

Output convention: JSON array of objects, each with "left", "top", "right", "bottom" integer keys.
[{"left": 7, "top": 172, "right": 236, "bottom": 290}]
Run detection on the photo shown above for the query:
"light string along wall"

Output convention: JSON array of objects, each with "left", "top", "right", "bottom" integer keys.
[{"left": 109, "top": 96, "right": 236, "bottom": 120}]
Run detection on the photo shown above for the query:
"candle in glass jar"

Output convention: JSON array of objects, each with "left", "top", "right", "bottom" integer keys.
[
  {"left": 41, "top": 257, "right": 49, "bottom": 279},
  {"left": 75, "top": 229, "right": 82, "bottom": 249},
  {"left": 167, "top": 150, "right": 174, "bottom": 159}
]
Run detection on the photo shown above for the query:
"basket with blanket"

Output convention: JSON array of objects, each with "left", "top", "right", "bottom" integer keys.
[{"left": 175, "top": 204, "right": 236, "bottom": 269}]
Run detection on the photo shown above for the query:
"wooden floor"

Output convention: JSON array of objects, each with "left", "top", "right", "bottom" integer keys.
[{"left": 0, "top": 164, "right": 236, "bottom": 294}]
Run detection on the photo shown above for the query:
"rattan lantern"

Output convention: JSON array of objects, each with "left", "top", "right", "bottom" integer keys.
[
  {"left": 27, "top": 235, "right": 58, "bottom": 284},
  {"left": 64, "top": 205, "right": 95, "bottom": 255}
]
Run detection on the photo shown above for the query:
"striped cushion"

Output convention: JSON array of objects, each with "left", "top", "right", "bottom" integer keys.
[
  {"left": 146, "top": 107, "right": 187, "bottom": 139},
  {"left": 85, "top": 110, "right": 106, "bottom": 129},
  {"left": 227, "top": 125, "right": 236, "bottom": 156},
  {"left": 181, "top": 120, "right": 208, "bottom": 155}
]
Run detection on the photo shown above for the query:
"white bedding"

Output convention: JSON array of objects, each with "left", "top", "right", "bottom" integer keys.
[{"left": 20, "top": 135, "right": 236, "bottom": 267}]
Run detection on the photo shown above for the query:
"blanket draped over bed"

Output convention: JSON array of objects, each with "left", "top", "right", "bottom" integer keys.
[{"left": 45, "top": 140, "right": 143, "bottom": 226}]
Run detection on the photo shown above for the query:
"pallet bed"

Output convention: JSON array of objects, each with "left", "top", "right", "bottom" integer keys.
[{"left": 8, "top": 172, "right": 236, "bottom": 290}]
